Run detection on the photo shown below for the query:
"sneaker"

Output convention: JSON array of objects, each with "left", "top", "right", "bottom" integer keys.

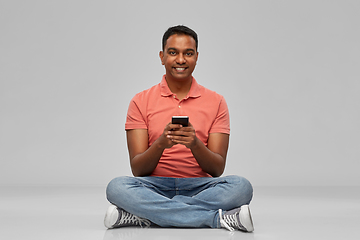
[
  {"left": 104, "top": 204, "right": 151, "bottom": 229},
  {"left": 219, "top": 205, "right": 254, "bottom": 232}
]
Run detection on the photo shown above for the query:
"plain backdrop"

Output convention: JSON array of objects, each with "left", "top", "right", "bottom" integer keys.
[{"left": 1, "top": 0, "right": 359, "bottom": 187}]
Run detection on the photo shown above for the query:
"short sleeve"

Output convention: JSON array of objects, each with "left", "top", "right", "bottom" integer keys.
[
  {"left": 125, "top": 96, "right": 148, "bottom": 130},
  {"left": 209, "top": 96, "right": 230, "bottom": 134}
]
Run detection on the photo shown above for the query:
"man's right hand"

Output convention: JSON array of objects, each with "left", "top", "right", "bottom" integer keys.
[{"left": 158, "top": 122, "right": 184, "bottom": 149}]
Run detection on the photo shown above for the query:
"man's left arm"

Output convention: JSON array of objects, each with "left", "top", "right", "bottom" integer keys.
[{"left": 167, "top": 124, "right": 229, "bottom": 177}]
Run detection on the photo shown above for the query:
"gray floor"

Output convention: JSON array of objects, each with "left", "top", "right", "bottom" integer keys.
[{"left": 0, "top": 186, "right": 359, "bottom": 240}]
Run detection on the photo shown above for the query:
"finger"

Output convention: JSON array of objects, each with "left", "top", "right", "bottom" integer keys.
[
  {"left": 169, "top": 137, "right": 187, "bottom": 144},
  {"left": 168, "top": 130, "right": 190, "bottom": 137},
  {"left": 168, "top": 134, "right": 192, "bottom": 142},
  {"left": 179, "top": 123, "right": 195, "bottom": 131},
  {"left": 178, "top": 127, "right": 194, "bottom": 133},
  {"left": 168, "top": 124, "right": 183, "bottom": 130},
  {"left": 171, "top": 129, "right": 195, "bottom": 139}
]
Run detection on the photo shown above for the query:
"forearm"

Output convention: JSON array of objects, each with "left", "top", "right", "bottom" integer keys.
[
  {"left": 190, "top": 138, "right": 226, "bottom": 177},
  {"left": 130, "top": 138, "right": 166, "bottom": 177}
]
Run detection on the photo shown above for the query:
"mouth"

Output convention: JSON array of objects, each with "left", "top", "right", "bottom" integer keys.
[{"left": 173, "top": 67, "right": 187, "bottom": 72}]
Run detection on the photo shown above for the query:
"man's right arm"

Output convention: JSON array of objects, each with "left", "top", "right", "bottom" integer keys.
[{"left": 126, "top": 123, "right": 179, "bottom": 177}]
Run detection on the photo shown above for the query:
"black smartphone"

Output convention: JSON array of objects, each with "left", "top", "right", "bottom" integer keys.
[{"left": 172, "top": 116, "right": 189, "bottom": 127}]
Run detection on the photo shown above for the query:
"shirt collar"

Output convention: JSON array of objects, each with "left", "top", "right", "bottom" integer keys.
[{"left": 160, "top": 75, "right": 201, "bottom": 98}]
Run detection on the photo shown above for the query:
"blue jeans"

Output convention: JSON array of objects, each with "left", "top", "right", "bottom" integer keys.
[{"left": 106, "top": 175, "right": 253, "bottom": 228}]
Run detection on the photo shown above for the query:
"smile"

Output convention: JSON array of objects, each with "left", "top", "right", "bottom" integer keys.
[{"left": 174, "top": 67, "right": 186, "bottom": 71}]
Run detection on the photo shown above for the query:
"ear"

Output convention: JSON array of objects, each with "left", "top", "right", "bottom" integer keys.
[{"left": 159, "top": 51, "right": 164, "bottom": 65}]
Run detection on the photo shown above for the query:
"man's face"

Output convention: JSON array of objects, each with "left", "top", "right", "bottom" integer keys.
[{"left": 160, "top": 34, "right": 198, "bottom": 82}]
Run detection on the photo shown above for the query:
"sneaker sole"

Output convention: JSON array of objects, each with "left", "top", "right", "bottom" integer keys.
[
  {"left": 240, "top": 205, "right": 254, "bottom": 232},
  {"left": 104, "top": 204, "right": 119, "bottom": 228}
]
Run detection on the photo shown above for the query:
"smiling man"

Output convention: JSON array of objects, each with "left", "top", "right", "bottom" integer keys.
[
  {"left": 104, "top": 25, "right": 254, "bottom": 232},
  {"left": 160, "top": 33, "right": 198, "bottom": 82}
]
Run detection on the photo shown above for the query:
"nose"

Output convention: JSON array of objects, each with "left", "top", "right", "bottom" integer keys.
[{"left": 176, "top": 53, "right": 186, "bottom": 64}]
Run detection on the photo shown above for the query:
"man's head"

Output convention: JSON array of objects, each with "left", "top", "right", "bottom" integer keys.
[
  {"left": 160, "top": 26, "right": 199, "bottom": 82},
  {"left": 162, "top": 25, "right": 198, "bottom": 52}
]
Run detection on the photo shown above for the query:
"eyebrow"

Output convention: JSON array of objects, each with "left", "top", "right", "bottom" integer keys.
[{"left": 167, "top": 47, "right": 196, "bottom": 52}]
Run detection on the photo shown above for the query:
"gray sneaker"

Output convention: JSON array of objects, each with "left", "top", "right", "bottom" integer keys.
[
  {"left": 219, "top": 205, "right": 254, "bottom": 232},
  {"left": 104, "top": 204, "right": 151, "bottom": 229}
]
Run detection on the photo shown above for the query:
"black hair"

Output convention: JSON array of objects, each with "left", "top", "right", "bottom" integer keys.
[{"left": 162, "top": 25, "right": 198, "bottom": 51}]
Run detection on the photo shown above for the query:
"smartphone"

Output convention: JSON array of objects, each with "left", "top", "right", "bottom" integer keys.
[{"left": 172, "top": 116, "right": 189, "bottom": 127}]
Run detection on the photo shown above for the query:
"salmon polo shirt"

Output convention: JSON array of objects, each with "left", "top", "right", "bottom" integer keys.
[{"left": 125, "top": 75, "right": 230, "bottom": 178}]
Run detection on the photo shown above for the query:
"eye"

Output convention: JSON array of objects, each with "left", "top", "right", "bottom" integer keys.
[
  {"left": 169, "top": 51, "right": 176, "bottom": 55},
  {"left": 186, "top": 52, "right": 194, "bottom": 56}
]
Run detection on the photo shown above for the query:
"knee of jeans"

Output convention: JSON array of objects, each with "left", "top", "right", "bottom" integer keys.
[
  {"left": 106, "top": 176, "right": 130, "bottom": 202},
  {"left": 226, "top": 175, "right": 253, "bottom": 203},
  {"left": 240, "top": 176, "right": 253, "bottom": 204}
]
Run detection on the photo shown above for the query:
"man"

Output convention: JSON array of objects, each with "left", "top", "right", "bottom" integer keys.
[{"left": 104, "top": 25, "right": 254, "bottom": 232}]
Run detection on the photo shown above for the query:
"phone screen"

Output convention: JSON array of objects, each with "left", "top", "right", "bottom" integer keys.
[{"left": 172, "top": 116, "right": 189, "bottom": 127}]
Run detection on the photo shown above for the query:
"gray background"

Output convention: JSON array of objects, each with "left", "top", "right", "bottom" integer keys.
[{"left": 1, "top": 0, "right": 359, "bottom": 187}]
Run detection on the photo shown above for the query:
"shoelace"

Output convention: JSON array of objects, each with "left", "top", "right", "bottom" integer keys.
[
  {"left": 219, "top": 209, "right": 238, "bottom": 232},
  {"left": 119, "top": 210, "right": 151, "bottom": 228}
]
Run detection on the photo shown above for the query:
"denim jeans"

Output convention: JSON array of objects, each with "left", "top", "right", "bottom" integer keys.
[{"left": 106, "top": 175, "right": 253, "bottom": 228}]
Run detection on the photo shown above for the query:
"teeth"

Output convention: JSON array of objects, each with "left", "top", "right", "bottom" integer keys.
[{"left": 175, "top": 68, "right": 185, "bottom": 71}]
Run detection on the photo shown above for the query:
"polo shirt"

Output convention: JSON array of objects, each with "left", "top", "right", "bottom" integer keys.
[{"left": 125, "top": 75, "right": 230, "bottom": 178}]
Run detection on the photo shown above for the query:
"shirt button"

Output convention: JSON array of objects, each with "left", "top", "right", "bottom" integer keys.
[
  {"left": 173, "top": 95, "right": 176, "bottom": 98},
  {"left": 178, "top": 105, "right": 181, "bottom": 108}
]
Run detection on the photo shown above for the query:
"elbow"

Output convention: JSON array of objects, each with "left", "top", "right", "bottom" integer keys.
[
  {"left": 131, "top": 170, "right": 141, "bottom": 177},
  {"left": 212, "top": 157, "right": 226, "bottom": 177},
  {"left": 131, "top": 164, "right": 152, "bottom": 177},
  {"left": 131, "top": 167, "right": 146, "bottom": 177},
  {"left": 208, "top": 162, "right": 225, "bottom": 177},
  {"left": 211, "top": 168, "right": 224, "bottom": 177},
  {"left": 130, "top": 162, "right": 142, "bottom": 177}
]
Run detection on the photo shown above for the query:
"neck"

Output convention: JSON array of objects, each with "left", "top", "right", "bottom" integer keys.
[{"left": 165, "top": 75, "right": 193, "bottom": 100}]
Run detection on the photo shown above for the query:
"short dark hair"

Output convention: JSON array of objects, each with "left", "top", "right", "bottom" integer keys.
[{"left": 162, "top": 25, "right": 198, "bottom": 51}]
